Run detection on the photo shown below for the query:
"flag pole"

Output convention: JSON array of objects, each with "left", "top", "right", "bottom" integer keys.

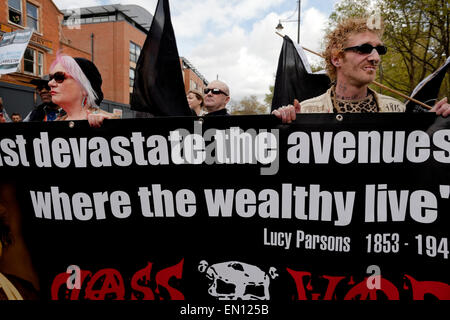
[{"left": 275, "top": 32, "right": 432, "bottom": 110}]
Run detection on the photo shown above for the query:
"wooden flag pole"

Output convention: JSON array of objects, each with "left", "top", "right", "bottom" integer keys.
[{"left": 275, "top": 32, "right": 433, "bottom": 110}]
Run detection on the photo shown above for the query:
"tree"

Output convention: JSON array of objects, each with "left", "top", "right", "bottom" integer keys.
[
  {"left": 378, "top": 0, "right": 449, "bottom": 97},
  {"left": 328, "top": 0, "right": 373, "bottom": 28},
  {"left": 264, "top": 85, "right": 274, "bottom": 108},
  {"left": 231, "top": 95, "right": 269, "bottom": 115}
]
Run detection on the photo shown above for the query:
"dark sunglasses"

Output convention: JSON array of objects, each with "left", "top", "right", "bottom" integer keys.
[
  {"left": 204, "top": 88, "right": 228, "bottom": 96},
  {"left": 49, "top": 71, "right": 70, "bottom": 84},
  {"left": 343, "top": 43, "right": 387, "bottom": 55},
  {"left": 37, "top": 84, "right": 50, "bottom": 91}
]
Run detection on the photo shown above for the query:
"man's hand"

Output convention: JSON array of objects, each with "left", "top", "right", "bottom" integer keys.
[
  {"left": 271, "top": 99, "right": 301, "bottom": 123},
  {"left": 430, "top": 97, "right": 450, "bottom": 118}
]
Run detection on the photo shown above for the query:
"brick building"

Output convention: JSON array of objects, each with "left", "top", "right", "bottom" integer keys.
[
  {"left": 0, "top": 0, "right": 90, "bottom": 117},
  {"left": 0, "top": 1, "right": 208, "bottom": 117},
  {"left": 181, "top": 56, "right": 208, "bottom": 94},
  {"left": 61, "top": 4, "right": 151, "bottom": 105},
  {"left": 62, "top": 4, "right": 208, "bottom": 105}
]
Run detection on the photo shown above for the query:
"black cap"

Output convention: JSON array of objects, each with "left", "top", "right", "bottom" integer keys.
[
  {"left": 74, "top": 57, "right": 104, "bottom": 105},
  {"left": 30, "top": 75, "right": 50, "bottom": 86}
]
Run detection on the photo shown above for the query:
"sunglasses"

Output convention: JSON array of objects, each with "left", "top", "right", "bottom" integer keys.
[
  {"left": 37, "top": 84, "right": 50, "bottom": 91},
  {"left": 204, "top": 88, "right": 228, "bottom": 96},
  {"left": 49, "top": 71, "right": 71, "bottom": 84},
  {"left": 343, "top": 43, "right": 387, "bottom": 55}
]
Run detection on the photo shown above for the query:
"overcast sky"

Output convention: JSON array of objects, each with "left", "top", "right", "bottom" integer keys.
[{"left": 54, "top": 0, "right": 337, "bottom": 103}]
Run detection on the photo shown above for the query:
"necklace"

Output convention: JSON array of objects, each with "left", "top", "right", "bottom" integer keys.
[{"left": 331, "top": 86, "right": 379, "bottom": 113}]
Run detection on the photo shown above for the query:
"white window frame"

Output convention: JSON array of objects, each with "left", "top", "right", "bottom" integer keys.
[
  {"left": 23, "top": 47, "right": 36, "bottom": 75},
  {"left": 26, "top": 2, "right": 40, "bottom": 33},
  {"left": 37, "top": 51, "right": 44, "bottom": 76},
  {"left": 8, "top": 0, "right": 23, "bottom": 26}
]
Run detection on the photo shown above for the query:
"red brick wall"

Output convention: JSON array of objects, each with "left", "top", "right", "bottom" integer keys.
[
  {"left": 123, "top": 22, "right": 147, "bottom": 103},
  {"left": 59, "top": 43, "right": 91, "bottom": 61},
  {"left": 63, "top": 20, "right": 146, "bottom": 104},
  {"left": 184, "top": 68, "right": 207, "bottom": 94}
]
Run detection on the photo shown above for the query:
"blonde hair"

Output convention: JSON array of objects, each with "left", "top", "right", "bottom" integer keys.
[
  {"left": 187, "top": 89, "right": 204, "bottom": 108},
  {"left": 324, "top": 17, "right": 384, "bottom": 80}
]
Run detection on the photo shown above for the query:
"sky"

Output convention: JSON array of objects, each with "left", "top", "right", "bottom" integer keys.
[{"left": 54, "top": 0, "right": 338, "bottom": 103}]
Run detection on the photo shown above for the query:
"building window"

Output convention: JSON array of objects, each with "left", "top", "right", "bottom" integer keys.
[
  {"left": 129, "top": 42, "right": 141, "bottom": 63},
  {"left": 27, "top": 2, "right": 39, "bottom": 32},
  {"left": 23, "top": 48, "right": 43, "bottom": 75},
  {"left": 129, "top": 68, "right": 135, "bottom": 87},
  {"left": 37, "top": 52, "right": 43, "bottom": 76},
  {"left": 136, "top": 46, "right": 141, "bottom": 61},
  {"left": 190, "top": 80, "right": 198, "bottom": 90},
  {"left": 24, "top": 48, "right": 35, "bottom": 74},
  {"left": 8, "top": 0, "right": 23, "bottom": 25}
]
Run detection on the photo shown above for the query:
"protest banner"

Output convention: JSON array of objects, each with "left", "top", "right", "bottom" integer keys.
[
  {"left": 0, "top": 114, "right": 449, "bottom": 303},
  {"left": 0, "top": 29, "right": 33, "bottom": 75}
]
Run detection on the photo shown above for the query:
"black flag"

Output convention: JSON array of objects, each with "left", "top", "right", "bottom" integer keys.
[
  {"left": 130, "top": 0, "right": 192, "bottom": 116},
  {"left": 406, "top": 57, "right": 450, "bottom": 112},
  {"left": 271, "top": 35, "right": 330, "bottom": 112}
]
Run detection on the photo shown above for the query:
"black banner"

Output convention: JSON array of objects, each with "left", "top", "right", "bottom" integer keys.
[{"left": 0, "top": 114, "right": 449, "bottom": 303}]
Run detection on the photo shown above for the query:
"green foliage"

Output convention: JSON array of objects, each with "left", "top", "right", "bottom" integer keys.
[
  {"left": 231, "top": 95, "right": 269, "bottom": 115},
  {"left": 328, "top": 0, "right": 373, "bottom": 27},
  {"left": 310, "top": 62, "right": 326, "bottom": 73},
  {"left": 264, "top": 85, "right": 274, "bottom": 107}
]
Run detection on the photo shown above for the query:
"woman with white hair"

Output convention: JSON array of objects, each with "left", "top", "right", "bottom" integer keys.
[{"left": 48, "top": 54, "right": 118, "bottom": 127}]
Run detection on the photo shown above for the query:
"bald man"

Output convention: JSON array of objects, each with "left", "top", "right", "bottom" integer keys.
[{"left": 203, "top": 80, "right": 231, "bottom": 116}]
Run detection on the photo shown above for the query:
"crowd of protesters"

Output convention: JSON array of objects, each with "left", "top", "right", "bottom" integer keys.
[{"left": 2, "top": 19, "right": 449, "bottom": 125}]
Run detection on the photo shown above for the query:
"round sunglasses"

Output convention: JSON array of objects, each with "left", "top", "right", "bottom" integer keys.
[{"left": 49, "top": 71, "right": 71, "bottom": 84}]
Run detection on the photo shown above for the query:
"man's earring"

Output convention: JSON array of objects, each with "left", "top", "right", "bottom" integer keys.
[{"left": 82, "top": 96, "right": 87, "bottom": 108}]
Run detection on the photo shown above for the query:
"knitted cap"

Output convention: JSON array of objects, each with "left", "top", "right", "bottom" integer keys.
[{"left": 74, "top": 57, "right": 104, "bottom": 105}]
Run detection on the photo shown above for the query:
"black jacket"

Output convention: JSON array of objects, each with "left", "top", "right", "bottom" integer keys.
[
  {"left": 25, "top": 103, "right": 64, "bottom": 122},
  {"left": 204, "top": 108, "right": 230, "bottom": 116}
]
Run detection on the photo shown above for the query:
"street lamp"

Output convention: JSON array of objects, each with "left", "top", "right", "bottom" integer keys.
[{"left": 276, "top": 0, "right": 302, "bottom": 44}]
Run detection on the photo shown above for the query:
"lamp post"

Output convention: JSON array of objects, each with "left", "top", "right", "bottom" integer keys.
[{"left": 276, "top": 0, "right": 301, "bottom": 43}]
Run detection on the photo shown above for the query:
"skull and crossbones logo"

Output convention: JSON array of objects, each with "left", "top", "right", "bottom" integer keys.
[{"left": 198, "top": 260, "right": 278, "bottom": 300}]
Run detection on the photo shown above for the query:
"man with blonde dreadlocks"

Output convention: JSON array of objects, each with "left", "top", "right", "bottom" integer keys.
[{"left": 272, "top": 16, "right": 450, "bottom": 122}]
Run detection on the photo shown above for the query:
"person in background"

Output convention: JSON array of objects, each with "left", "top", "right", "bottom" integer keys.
[
  {"left": 203, "top": 80, "right": 231, "bottom": 116},
  {"left": 11, "top": 113, "right": 22, "bottom": 123},
  {"left": 0, "top": 98, "right": 12, "bottom": 123},
  {"left": 0, "top": 98, "right": 5, "bottom": 123},
  {"left": 48, "top": 54, "right": 118, "bottom": 127},
  {"left": 24, "top": 75, "right": 63, "bottom": 122},
  {"left": 187, "top": 89, "right": 204, "bottom": 116}
]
